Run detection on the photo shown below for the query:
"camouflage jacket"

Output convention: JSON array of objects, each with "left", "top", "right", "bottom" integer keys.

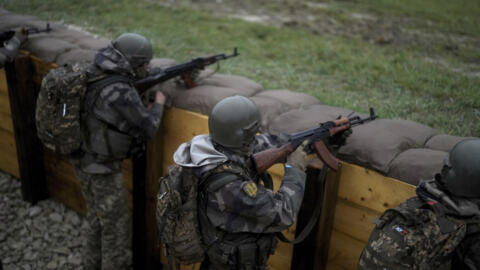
[
  {"left": 78, "top": 46, "right": 163, "bottom": 174},
  {"left": 358, "top": 180, "right": 480, "bottom": 270},
  {"left": 174, "top": 133, "right": 306, "bottom": 234}
]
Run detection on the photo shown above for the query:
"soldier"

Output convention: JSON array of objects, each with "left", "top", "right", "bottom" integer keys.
[
  {"left": 73, "top": 33, "right": 166, "bottom": 269},
  {"left": 0, "top": 30, "right": 26, "bottom": 68},
  {"left": 358, "top": 138, "right": 480, "bottom": 270},
  {"left": 173, "top": 96, "right": 348, "bottom": 269}
]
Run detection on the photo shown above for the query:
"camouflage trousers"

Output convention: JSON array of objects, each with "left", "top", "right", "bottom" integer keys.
[{"left": 74, "top": 167, "right": 132, "bottom": 270}]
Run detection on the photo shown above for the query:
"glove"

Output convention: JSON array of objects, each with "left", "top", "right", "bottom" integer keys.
[
  {"left": 328, "top": 128, "right": 352, "bottom": 149},
  {"left": 287, "top": 140, "right": 309, "bottom": 171}
]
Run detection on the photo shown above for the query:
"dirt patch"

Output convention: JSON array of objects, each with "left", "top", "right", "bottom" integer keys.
[{"left": 156, "top": 0, "right": 480, "bottom": 77}]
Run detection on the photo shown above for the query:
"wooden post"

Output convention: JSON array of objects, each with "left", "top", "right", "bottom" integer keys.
[
  {"left": 291, "top": 167, "right": 324, "bottom": 270},
  {"left": 4, "top": 52, "right": 48, "bottom": 204},
  {"left": 132, "top": 150, "right": 147, "bottom": 270},
  {"left": 314, "top": 167, "right": 341, "bottom": 269}
]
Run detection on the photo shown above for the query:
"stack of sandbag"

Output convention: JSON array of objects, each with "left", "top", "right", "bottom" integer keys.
[{"left": 2, "top": 8, "right": 477, "bottom": 186}]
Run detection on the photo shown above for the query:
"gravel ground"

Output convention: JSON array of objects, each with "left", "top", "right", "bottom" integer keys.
[{"left": 0, "top": 171, "right": 85, "bottom": 270}]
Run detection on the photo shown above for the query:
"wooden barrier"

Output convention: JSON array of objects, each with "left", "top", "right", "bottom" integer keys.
[{"left": 0, "top": 54, "right": 417, "bottom": 270}]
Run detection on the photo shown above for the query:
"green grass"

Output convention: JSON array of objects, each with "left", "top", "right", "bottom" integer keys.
[{"left": 2, "top": 0, "right": 479, "bottom": 136}]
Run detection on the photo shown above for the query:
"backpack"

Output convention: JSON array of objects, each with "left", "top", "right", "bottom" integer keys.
[
  {"left": 35, "top": 63, "right": 129, "bottom": 155},
  {"left": 358, "top": 197, "right": 468, "bottom": 270},
  {"left": 156, "top": 163, "right": 245, "bottom": 265}
]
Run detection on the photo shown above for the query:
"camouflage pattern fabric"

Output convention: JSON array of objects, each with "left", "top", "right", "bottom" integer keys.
[
  {"left": 200, "top": 133, "right": 305, "bottom": 234},
  {"left": 156, "top": 164, "right": 206, "bottom": 265},
  {"left": 198, "top": 135, "right": 305, "bottom": 269},
  {"left": 72, "top": 44, "right": 163, "bottom": 270},
  {"left": 74, "top": 167, "right": 132, "bottom": 270},
  {"left": 78, "top": 46, "right": 163, "bottom": 174},
  {"left": 358, "top": 197, "right": 468, "bottom": 270},
  {"left": 36, "top": 62, "right": 92, "bottom": 155}
]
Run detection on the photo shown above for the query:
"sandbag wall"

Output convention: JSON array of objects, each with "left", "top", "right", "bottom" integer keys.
[{"left": 1, "top": 8, "right": 478, "bottom": 270}]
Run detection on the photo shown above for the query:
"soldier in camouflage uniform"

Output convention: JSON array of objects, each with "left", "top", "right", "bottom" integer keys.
[
  {"left": 358, "top": 138, "right": 480, "bottom": 270},
  {"left": 73, "top": 33, "right": 166, "bottom": 270},
  {"left": 173, "top": 96, "right": 347, "bottom": 269}
]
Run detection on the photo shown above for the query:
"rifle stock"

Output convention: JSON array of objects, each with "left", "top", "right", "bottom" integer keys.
[{"left": 254, "top": 144, "right": 294, "bottom": 174}]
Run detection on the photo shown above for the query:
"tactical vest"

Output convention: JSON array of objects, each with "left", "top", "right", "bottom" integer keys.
[
  {"left": 358, "top": 197, "right": 471, "bottom": 270},
  {"left": 82, "top": 74, "right": 135, "bottom": 161},
  {"left": 198, "top": 162, "right": 277, "bottom": 270}
]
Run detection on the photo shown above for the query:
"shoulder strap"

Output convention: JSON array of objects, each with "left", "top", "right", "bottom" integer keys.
[
  {"left": 200, "top": 162, "right": 247, "bottom": 192},
  {"left": 277, "top": 166, "right": 328, "bottom": 244},
  {"left": 88, "top": 74, "right": 131, "bottom": 91}
]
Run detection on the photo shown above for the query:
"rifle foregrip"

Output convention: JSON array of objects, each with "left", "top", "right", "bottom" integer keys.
[{"left": 253, "top": 144, "right": 294, "bottom": 174}]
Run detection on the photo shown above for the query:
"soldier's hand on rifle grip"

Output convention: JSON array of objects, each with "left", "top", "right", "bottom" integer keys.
[
  {"left": 286, "top": 140, "right": 310, "bottom": 171},
  {"left": 328, "top": 128, "right": 352, "bottom": 149},
  {"left": 154, "top": 91, "right": 166, "bottom": 105}
]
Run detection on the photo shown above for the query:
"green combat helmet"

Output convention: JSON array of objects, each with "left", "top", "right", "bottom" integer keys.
[
  {"left": 112, "top": 33, "right": 152, "bottom": 77},
  {"left": 209, "top": 96, "right": 261, "bottom": 154},
  {"left": 440, "top": 138, "right": 480, "bottom": 198}
]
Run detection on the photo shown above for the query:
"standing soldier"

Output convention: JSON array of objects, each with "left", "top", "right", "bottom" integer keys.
[
  {"left": 172, "top": 96, "right": 348, "bottom": 269},
  {"left": 358, "top": 138, "right": 480, "bottom": 270},
  {"left": 73, "top": 33, "right": 166, "bottom": 269}
]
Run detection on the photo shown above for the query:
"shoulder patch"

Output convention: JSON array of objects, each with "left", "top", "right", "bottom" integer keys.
[{"left": 242, "top": 181, "right": 258, "bottom": 198}]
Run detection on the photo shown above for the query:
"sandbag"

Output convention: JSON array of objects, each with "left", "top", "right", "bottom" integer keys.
[
  {"left": 338, "top": 119, "right": 438, "bottom": 173},
  {"left": 56, "top": 49, "right": 96, "bottom": 66},
  {"left": 199, "top": 73, "right": 264, "bottom": 97},
  {"left": 171, "top": 85, "right": 247, "bottom": 115},
  {"left": 387, "top": 148, "right": 447, "bottom": 185},
  {"left": 268, "top": 104, "right": 356, "bottom": 134},
  {"left": 23, "top": 37, "right": 76, "bottom": 63},
  {"left": 338, "top": 119, "right": 415, "bottom": 173},
  {"left": 250, "top": 95, "right": 292, "bottom": 132},
  {"left": 425, "top": 134, "right": 477, "bottom": 152},
  {"left": 255, "top": 89, "right": 320, "bottom": 110}
]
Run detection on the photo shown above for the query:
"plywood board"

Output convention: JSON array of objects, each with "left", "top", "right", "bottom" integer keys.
[
  {"left": 327, "top": 230, "right": 366, "bottom": 270},
  {"left": 0, "top": 68, "right": 8, "bottom": 95},
  {"left": 332, "top": 199, "right": 380, "bottom": 243},
  {"left": 337, "top": 162, "right": 416, "bottom": 213},
  {"left": 0, "top": 91, "right": 11, "bottom": 115},
  {"left": 0, "top": 128, "right": 19, "bottom": 177}
]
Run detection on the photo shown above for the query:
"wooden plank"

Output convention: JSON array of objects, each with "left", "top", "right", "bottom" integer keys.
[
  {"left": 44, "top": 151, "right": 86, "bottom": 215},
  {"left": 337, "top": 162, "right": 416, "bottom": 213},
  {"left": 0, "top": 128, "right": 19, "bottom": 177},
  {"left": 0, "top": 111, "right": 14, "bottom": 133},
  {"left": 332, "top": 199, "right": 380, "bottom": 243},
  {"left": 0, "top": 91, "right": 11, "bottom": 115},
  {"left": 4, "top": 54, "right": 48, "bottom": 203},
  {"left": 0, "top": 68, "right": 8, "bottom": 95},
  {"left": 29, "top": 53, "right": 56, "bottom": 86},
  {"left": 313, "top": 168, "right": 341, "bottom": 270},
  {"left": 327, "top": 230, "right": 366, "bottom": 270}
]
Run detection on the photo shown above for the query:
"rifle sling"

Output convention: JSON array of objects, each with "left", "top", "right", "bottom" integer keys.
[{"left": 277, "top": 165, "right": 328, "bottom": 244}]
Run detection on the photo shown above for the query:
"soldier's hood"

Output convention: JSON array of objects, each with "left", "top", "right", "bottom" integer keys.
[
  {"left": 173, "top": 134, "right": 228, "bottom": 168},
  {"left": 94, "top": 46, "right": 135, "bottom": 77}
]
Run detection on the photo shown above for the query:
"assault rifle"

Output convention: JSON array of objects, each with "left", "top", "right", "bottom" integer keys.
[
  {"left": 134, "top": 48, "right": 239, "bottom": 94},
  {"left": 1, "top": 23, "right": 52, "bottom": 45},
  {"left": 254, "top": 108, "right": 378, "bottom": 173},
  {"left": 20, "top": 23, "right": 52, "bottom": 36}
]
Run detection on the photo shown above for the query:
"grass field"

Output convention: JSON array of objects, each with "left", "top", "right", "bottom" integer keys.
[{"left": 2, "top": 0, "right": 479, "bottom": 137}]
